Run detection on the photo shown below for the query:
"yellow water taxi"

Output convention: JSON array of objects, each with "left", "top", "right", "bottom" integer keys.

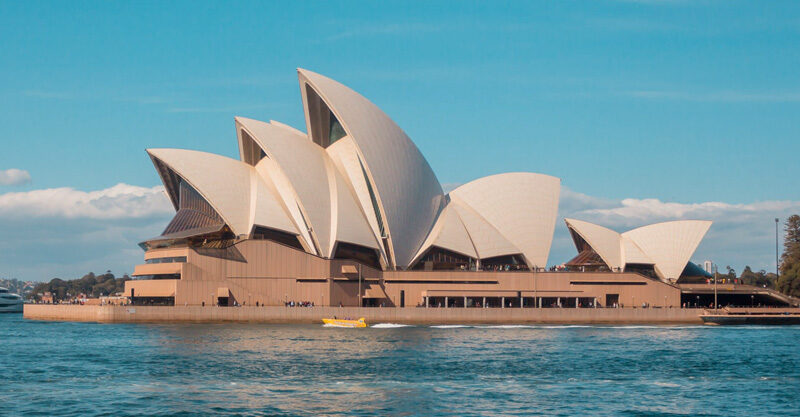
[{"left": 322, "top": 317, "right": 367, "bottom": 328}]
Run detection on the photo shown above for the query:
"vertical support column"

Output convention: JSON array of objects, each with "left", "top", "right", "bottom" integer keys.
[
  {"left": 520, "top": 295, "right": 523, "bottom": 309},
  {"left": 426, "top": 296, "right": 429, "bottom": 308},
  {"left": 576, "top": 297, "right": 579, "bottom": 308},
  {"left": 482, "top": 296, "right": 486, "bottom": 308},
  {"left": 464, "top": 296, "right": 467, "bottom": 308},
  {"left": 557, "top": 297, "right": 561, "bottom": 308},
  {"left": 501, "top": 297, "right": 505, "bottom": 308},
  {"left": 445, "top": 296, "right": 448, "bottom": 308}
]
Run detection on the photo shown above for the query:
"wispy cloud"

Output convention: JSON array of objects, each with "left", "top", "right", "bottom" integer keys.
[
  {"left": 626, "top": 90, "right": 800, "bottom": 103},
  {"left": 324, "top": 22, "right": 447, "bottom": 42},
  {"left": 0, "top": 183, "right": 172, "bottom": 219},
  {"left": 165, "top": 103, "right": 282, "bottom": 114},
  {"left": 0, "top": 169, "right": 31, "bottom": 186},
  {"left": 22, "top": 90, "right": 74, "bottom": 100},
  {"left": 0, "top": 183, "right": 173, "bottom": 281}
]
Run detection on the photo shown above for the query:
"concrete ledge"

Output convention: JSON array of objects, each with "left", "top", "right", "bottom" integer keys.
[{"left": 24, "top": 304, "right": 704, "bottom": 324}]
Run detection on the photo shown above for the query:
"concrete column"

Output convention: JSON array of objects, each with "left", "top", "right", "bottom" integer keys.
[
  {"left": 464, "top": 296, "right": 467, "bottom": 308},
  {"left": 557, "top": 297, "right": 561, "bottom": 308},
  {"left": 482, "top": 297, "right": 486, "bottom": 308},
  {"left": 425, "top": 296, "right": 429, "bottom": 308},
  {"left": 501, "top": 297, "right": 505, "bottom": 308},
  {"left": 576, "top": 297, "right": 579, "bottom": 308},
  {"left": 445, "top": 296, "right": 448, "bottom": 308},
  {"left": 520, "top": 296, "right": 523, "bottom": 309}
]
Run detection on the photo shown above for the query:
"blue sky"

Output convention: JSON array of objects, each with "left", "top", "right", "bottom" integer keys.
[{"left": 1, "top": 0, "right": 799, "bottom": 281}]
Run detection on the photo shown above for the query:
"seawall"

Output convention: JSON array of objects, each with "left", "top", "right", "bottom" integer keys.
[{"left": 24, "top": 304, "right": 704, "bottom": 324}]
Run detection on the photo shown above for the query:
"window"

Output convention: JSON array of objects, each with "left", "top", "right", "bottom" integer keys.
[
  {"left": 161, "top": 180, "right": 225, "bottom": 236},
  {"left": 251, "top": 226, "right": 304, "bottom": 250},
  {"left": 329, "top": 112, "right": 346, "bottom": 144},
  {"left": 333, "top": 241, "right": 381, "bottom": 269},
  {"left": 305, "top": 84, "right": 347, "bottom": 147},
  {"left": 133, "top": 274, "right": 181, "bottom": 280},
  {"left": 145, "top": 256, "right": 187, "bottom": 264},
  {"left": 240, "top": 129, "right": 267, "bottom": 165}
]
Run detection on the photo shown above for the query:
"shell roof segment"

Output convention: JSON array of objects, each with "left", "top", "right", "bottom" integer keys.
[
  {"left": 147, "top": 148, "right": 296, "bottom": 237},
  {"left": 298, "top": 68, "right": 445, "bottom": 269},
  {"left": 565, "top": 218, "right": 712, "bottom": 281},
  {"left": 450, "top": 173, "right": 561, "bottom": 268}
]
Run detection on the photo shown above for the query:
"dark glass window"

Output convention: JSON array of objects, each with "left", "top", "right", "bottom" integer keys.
[
  {"left": 240, "top": 129, "right": 267, "bottom": 165},
  {"left": 333, "top": 241, "right": 381, "bottom": 269},
  {"left": 305, "top": 84, "right": 347, "bottom": 148},
  {"left": 329, "top": 112, "right": 346, "bottom": 145},
  {"left": 145, "top": 256, "right": 187, "bottom": 264},
  {"left": 411, "top": 246, "right": 474, "bottom": 271},
  {"left": 161, "top": 181, "right": 225, "bottom": 236},
  {"left": 251, "top": 226, "right": 304, "bottom": 250}
]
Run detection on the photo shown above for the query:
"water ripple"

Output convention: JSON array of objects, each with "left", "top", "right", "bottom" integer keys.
[{"left": 1, "top": 315, "right": 800, "bottom": 416}]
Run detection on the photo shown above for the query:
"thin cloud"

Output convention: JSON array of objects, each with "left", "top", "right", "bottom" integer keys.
[
  {"left": 324, "top": 22, "right": 447, "bottom": 42},
  {"left": 0, "top": 183, "right": 172, "bottom": 219},
  {"left": 626, "top": 90, "right": 800, "bottom": 103},
  {"left": 0, "top": 169, "right": 32, "bottom": 186},
  {"left": 165, "top": 103, "right": 282, "bottom": 113}
]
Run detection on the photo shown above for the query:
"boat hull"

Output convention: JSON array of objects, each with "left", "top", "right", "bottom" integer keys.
[
  {"left": 322, "top": 318, "right": 367, "bottom": 328},
  {"left": 0, "top": 302, "right": 24, "bottom": 313}
]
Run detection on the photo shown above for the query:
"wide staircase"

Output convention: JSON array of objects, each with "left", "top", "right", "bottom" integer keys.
[{"left": 757, "top": 286, "right": 800, "bottom": 307}]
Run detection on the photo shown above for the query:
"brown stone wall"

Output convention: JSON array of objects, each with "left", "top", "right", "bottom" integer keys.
[{"left": 128, "top": 240, "right": 682, "bottom": 308}]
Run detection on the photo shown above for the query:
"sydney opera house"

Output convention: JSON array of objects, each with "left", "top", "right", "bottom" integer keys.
[{"left": 125, "top": 69, "right": 789, "bottom": 309}]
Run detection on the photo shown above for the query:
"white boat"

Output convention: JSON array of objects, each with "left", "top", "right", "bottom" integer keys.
[{"left": 0, "top": 287, "right": 23, "bottom": 313}]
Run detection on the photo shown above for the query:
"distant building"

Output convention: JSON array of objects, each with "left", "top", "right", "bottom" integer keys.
[{"left": 703, "top": 260, "right": 714, "bottom": 274}]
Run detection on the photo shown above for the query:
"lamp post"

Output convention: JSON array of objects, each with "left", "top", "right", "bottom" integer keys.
[
  {"left": 776, "top": 218, "right": 780, "bottom": 281},
  {"left": 714, "top": 264, "right": 717, "bottom": 310}
]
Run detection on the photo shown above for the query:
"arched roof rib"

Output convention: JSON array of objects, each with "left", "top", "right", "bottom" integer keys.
[
  {"left": 147, "top": 148, "right": 297, "bottom": 238},
  {"left": 298, "top": 68, "right": 445, "bottom": 269}
]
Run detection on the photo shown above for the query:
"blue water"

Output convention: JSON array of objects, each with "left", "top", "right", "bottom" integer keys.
[{"left": 1, "top": 315, "right": 799, "bottom": 416}]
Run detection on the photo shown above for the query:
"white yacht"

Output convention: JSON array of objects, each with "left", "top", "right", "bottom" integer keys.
[{"left": 0, "top": 287, "right": 24, "bottom": 313}]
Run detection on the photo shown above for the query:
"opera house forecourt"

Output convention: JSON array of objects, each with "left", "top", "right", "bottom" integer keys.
[{"left": 27, "top": 68, "right": 796, "bottom": 324}]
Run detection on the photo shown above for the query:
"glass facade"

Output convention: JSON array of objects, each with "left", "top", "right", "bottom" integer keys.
[{"left": 161, "top": 180, "right": 225, "bottom": 236}]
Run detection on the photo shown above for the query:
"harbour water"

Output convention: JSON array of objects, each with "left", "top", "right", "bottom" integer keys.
[{"left": 2, "top": 314, "right": 799, "bottom": 416}]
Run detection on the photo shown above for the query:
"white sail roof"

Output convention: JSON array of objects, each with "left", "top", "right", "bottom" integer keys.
[
  {"left": 147, "top": 148, "right": 296, "bottom": 237},
  {"left": 298, "top": 68, "right": 444, "bottom": 269},
  {"left": 450, "top": 173, "right": 561, "bottom": 268},
  {"left": 564, "top": 218, "right": 623, "bottom": 270},
  {"left": 236, "top": 117, "right": 334, "bottom": 256},
  {"left": 622, "top": 220, "right": 712, "bottom": 281},
  {"left": 411, "top": 203, "right": 478, "bottom": 263},
  {"left": 565, "top": 218, "right": 712, "bottom": 281}
]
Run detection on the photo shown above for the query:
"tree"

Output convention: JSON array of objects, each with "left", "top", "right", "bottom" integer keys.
[
  {"left": 739, "top": 266, "right": 776, "bottom": 288},
  {"left": 777, "top": 215, "right": 800, "bottom": 297}
]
